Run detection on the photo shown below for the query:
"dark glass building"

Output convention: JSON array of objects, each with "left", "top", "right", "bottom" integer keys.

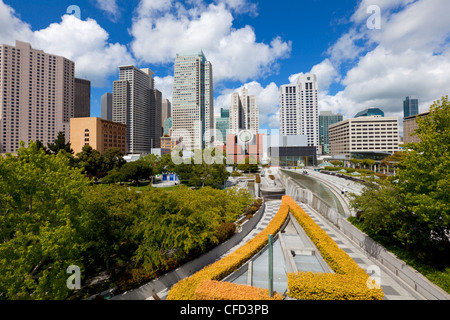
[
  {"left": 319, "top": 111, "right": 343, "bottom": 154},
  {"left": 74, "top": 78, "right": 91, "bottom": 118},
  {"left": 403, "top": 96, "right": 419, "bottom": 118},
  {"left": 268, "top": 146, "right": 317, "bottom": 167},
  {"left": 354, "top": 108, "right": 384, "bottom": 118},
  {"left": 215, "top": 108, "right": 230, "bottom": 143}
]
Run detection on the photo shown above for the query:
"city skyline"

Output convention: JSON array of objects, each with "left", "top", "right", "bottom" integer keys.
[{"left": 1, "top": 0, "right": 449, "bottom": 136}]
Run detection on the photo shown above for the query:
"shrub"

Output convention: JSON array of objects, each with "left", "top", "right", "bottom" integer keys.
[
  {"left": 167, "top": 197, "right": 290, "bottom": 300},
  {"left": 231, "top": 171, "right": 243, "bottom": 177},
  {"left": 214, "top": 223, "right": 236, "bottom": 243},
  {"left": 287, "top": 272, "right": 380, "bottom": 300},
  {"left": 194, "top": 280, "right": 283, "bottom": 300},
  {"left": 167, "top": 196, "right": 383, "bottom": 301},
  {"left": 286, "top": 198, "right": 384, "bottom": 300},
  {"left": 375, "top": 173, "right": 387, "bottom": 180}
]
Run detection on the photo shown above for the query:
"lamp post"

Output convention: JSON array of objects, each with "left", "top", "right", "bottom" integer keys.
[{"left": 268, "top": 234, "right": 273, "bottom": 298}]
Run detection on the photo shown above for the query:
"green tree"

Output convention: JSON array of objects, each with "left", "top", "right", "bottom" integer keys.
[
  {"left": 119, "top": 160, "right": 153, "bottom": 184},
  {"left": 47, "top": 131, "right": 73, "bottom": 155},
  {"left": 395, "top": 96, "right": 450, "bottom": 264},
  {"left": 350, "top": 96, "right": 450, "bottom": 267},
  {"left": 78, "top": 185, "right": 141, "bottom": 275},
  {"left": 155, "top": 153, "right": 178, "bottom": 174},
  {"left": 0, "top": 141, "right": 90, "bottom": 300},
  {"left": 359, "top": 159, "right": 376, "bottom": 171},
  {"left": 237, "top": 156, "right": 259, "bottom": 173},
  {"left": 103, "top": 147, "right": 126, "bottom": 172},
  {"left": 76, "top": 145, "right": 105, "bottom": 179},
  {"left": 35, "top": 140, "right": 50, "bottom": 154},
  {"left": 133, "top": 186, "right": 252, "bottom": 271}
]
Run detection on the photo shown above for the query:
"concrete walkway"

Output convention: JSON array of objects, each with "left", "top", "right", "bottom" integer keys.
[
  {"left": 296, "top": 201, "right": 421, "bottom": 300},
  {"left": 220, "top": 200, "right": 283, "bottom": 259},
  {"left": 224, "top": 197, "right": 422, "bottom": 300}
]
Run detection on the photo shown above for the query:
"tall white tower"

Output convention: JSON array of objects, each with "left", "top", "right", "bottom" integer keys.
[
  {"left": 279, "top": 73, "right": 319, "bottom": 149},
  {"left": 229, "top": 87, "right": 259, "bottom": 135},
  {"left": 172, "top": 50, "right": 214, "bottom": 151}
]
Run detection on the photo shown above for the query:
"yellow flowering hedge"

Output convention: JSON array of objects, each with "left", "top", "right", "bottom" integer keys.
[
  {"left": 167, "top": 197, "right": 291, "bottom": 300},
  {"left": 167, "top": 195, "right": 383, "bottom": 300},
  {"left": 285, "top": 197, "right": 384, "bottom": 300},
  {"left": 194, "top": 280, "right": 283, "bottom": 300}
]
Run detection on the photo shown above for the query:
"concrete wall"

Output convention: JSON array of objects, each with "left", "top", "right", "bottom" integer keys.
[
  {"left": 339, "top": 219, "right": 450, "bottom": 300},
  {"left": 278, "top": 170, "right": 450, "bottom": 300},
  {"left": 108, "top": 203, "right": 266, "bottom": 300}
]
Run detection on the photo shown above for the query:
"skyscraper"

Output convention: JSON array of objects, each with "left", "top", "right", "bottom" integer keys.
[
  {"left": 74, "top": 78, "right": 91, "bottom": 118},
  {"left": 403, "top": 96, "right": 419, "bottom": 118},
  {"left": 319, "top": 111, "right": 343, "bottom": 154},
  {"left": 279, "top": 73, "right": 319, "bottom": 149},
  {"left": 101, "top": 92, "right": 113, "bottom": 121},
  {"left": 215, "top": 108, "right": 230, "bottom": 143},
  {"left": 229, "top": 87, "right": 259, "bottom": 135},
  {"left": 162, "top": 99, "right": 171, "bottom": 123},
  {"left": 112, "top": 65, "right": 161, "bottom": 154},
  {"left": 0, "top": 41, "right": 75, "bottom": 154},
  {"left": 172, "top": 50, "right": 213, "bottom": 151},
  {"left": 161, "top": 98, "right": 171, "bottom": 137}
]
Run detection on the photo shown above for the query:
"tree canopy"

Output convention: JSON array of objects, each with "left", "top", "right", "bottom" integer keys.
[
  {"left": 350, "top": 96, "right": 450, "bottom": 268},
  {"left": 0, "top": 142, "right": 256, "bottom": 299}
]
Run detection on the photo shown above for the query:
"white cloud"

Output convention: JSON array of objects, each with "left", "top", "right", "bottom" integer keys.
[
  {"left": 154, "top": 75, "right": 174, "bottom": 102},
  {"left": 289, "top": 59, "right": 340, "bottom": 94},
  {"left": 214, "top": 0, "right": 258, "bottom": 16},
  {"left": 0, "top": 1, "right": 33, "bottom": 45},
  {"left": 95, "top": 0, "right": 121, "bottom": 21},
  {"left": 130, "top": 0, "right": 291, "bottom": 82},
  {"left": 0, "top": 2, "right": 135, "bottom": 88},
  {"left": 326, "top": 28, "right": 365, "bottom": 65},
  {"left": 32, "top": 15, "right": 135, "bottom": 87},
  {"left": 311, "top": 0, "right": 450, "bottom": 135},
  {"left": 214, "top": 81, "right": 280, "bottom": 128}
]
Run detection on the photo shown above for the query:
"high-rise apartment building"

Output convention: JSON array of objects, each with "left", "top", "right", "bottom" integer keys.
[
  {"left": 172, "top": 50, "right": 213, "bottom": 151},
  {"left": 319, "top": 111, "right": 343, "bottom": 154},
  {"left": 74, "top": 78, "right": 90, "bottom": 118},
  {"left": 403, "top": 96, "right": 419, "bottom": 118},
  {"left": 112, "top": 65, "right": 162, "bottom": 154},
  {"left": 229, "top": 87, "right": 259, "bottom": 135},
  {"left": 0, "top": 41, "right": 75, "bottom": 154},
  {"left": 101, "top": 92, "right": 113, "bottom": 121},
  {"left": 279, "top": 74, "right": 319, "bottom": 150},
  {"left": 329, "top": 116, "right": 400, "bottom": 158}
]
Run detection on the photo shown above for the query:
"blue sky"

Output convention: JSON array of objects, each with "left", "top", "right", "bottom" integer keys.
[{"left": 1, "top": 0, "right": 450, "bottom": 134}]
